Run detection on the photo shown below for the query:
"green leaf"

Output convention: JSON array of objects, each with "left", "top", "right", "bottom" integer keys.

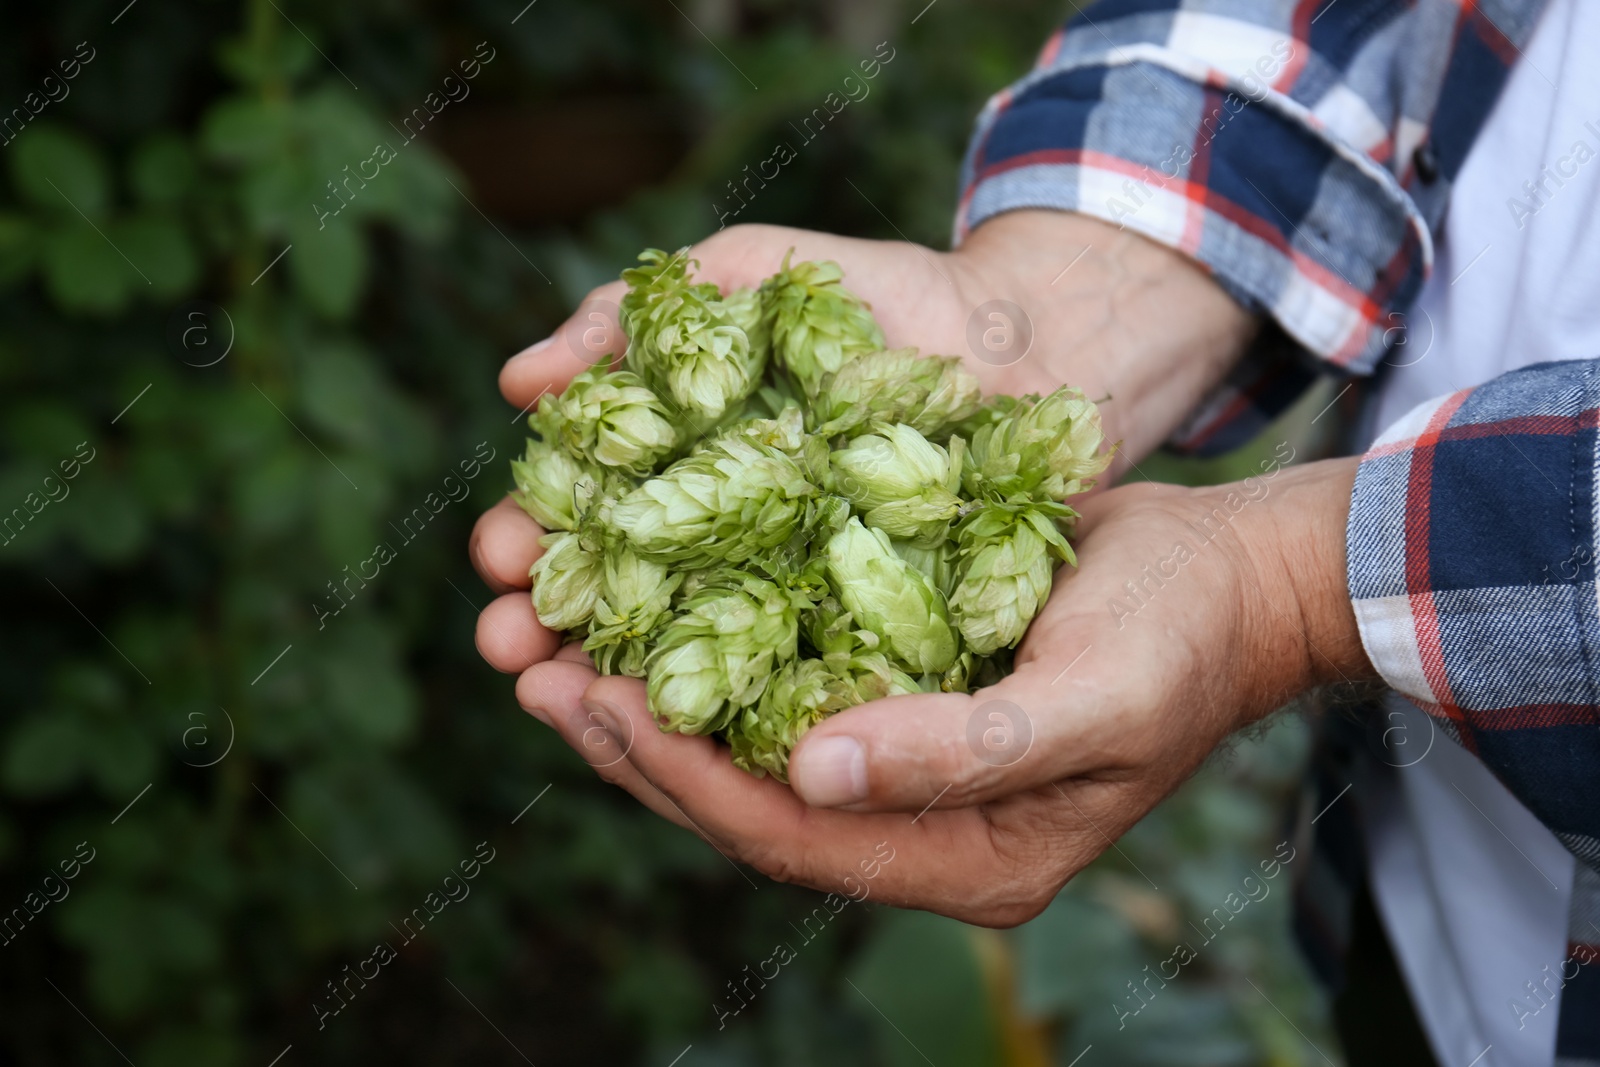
[
  {"left": 128, "top": 135, "right": 197, "bottom": 206},
  {"left": 2, "top": 711, "right": 86, "bottom": 796},
  {"left": 115, "top": 215, "right": 199, "bottom": 298},
  {"left": 0, "top": 212, "right": 37, "bottom": 286},
  {"left": 849, "top": 911, "right": 1002, "bottom": 1067},
  {"left": 300, "top": 342, "right": 386, "bottom": 447},
  {"left": 1012, "top": 891, "right": 1145, "bottom": 1016},
  {"left": 288, "top": 209, "right": 366, "bottom": 318},
  {"left": 10, "top": 124, "right": 112, "bottom": 217},
  {"left": 200, "top": 97, "right": 291, "bottom": 164},
  {"left": 41, "top": 223, "right": 135, "bottom": 314}
]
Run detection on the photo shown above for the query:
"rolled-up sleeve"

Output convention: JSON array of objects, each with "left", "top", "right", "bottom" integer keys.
[
  {"left": 1346, "top": 359, "right": 1600, "bottom": 865},
  {"left": 956, "top": 0, "right": 1548, "bottom": 453}
]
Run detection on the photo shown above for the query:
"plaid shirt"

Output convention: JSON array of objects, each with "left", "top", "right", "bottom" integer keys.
[
  {"left": 1348, "top": 361, "right": 1600, "bottom": 1060},
  {"left": 956, "top": 0, "right": 1547, "bottom": 454},
  {"left": 955, "top": 0, "right": 1600, "bottom": 1057}
]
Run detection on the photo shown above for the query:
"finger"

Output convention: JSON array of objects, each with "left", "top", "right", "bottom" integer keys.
[
  {"left": 470, "top": 496, "right": 546, "bottom": 594},
  {"left": 475, "top": 591, "right": 562, "bottom": 674},
  {"left": 512, "top": 658, "right": 690, "bottom": 831},
  {"left": 514, "top": 657, "right": 594, "bottom": 728},
  {"left": 788, "top": 639, "right": 1134, "bottom": 813},
  {"left": 577, "top": 675, "right": 1027, "bottom": 914},
  {"left": 500, "top": 282, "right": 627, "bottom": 408},
  {"left": 552, "top": 642, "right": 593, "bottom": 665}
]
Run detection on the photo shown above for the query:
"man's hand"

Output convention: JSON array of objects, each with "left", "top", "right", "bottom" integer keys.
[
  {"left": 473, "top": 212, "right": 1257, "bottom": 678},
  {"left": 494, "top": 452, "right": 1373, "bottom": 925}
]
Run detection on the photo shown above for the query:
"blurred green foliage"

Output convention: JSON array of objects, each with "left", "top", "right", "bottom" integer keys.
[{"left": 0, "top": 1, "right": 1335, "bottom": 1064}]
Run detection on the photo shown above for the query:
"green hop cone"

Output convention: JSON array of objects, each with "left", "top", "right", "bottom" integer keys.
[
  {"left": 829, "top": 424, "right": 966, "bottom": 545},
  {"left": 529, "top": 531, "right": 605, "bottom": 632},
  {"left": 584, "top": 548, "right": 683, "bottom": 677},
  {"left": 946, "top": 393, "right": 1023, "bottom": 439},
  {"left": 620, "top": 248, "right": 765, "bottom": 422},
  {"left": 510, "top": 437, "right": 607, "bottom": 531},
  {"left": 759, "top": 252, "right": 885, "bottom": 394},
  {"left": 965, "top": 385, "right": 1112, "bottom": 503},
  {"left": 728, "top": 654, "right": 919, "bottom": 781},
  {"left": 824, "top": 516, "right": 958, "bottom": 674},
  {"left": 723, "top": 285, "right": 771, "bottom": 363},
  {"left": 948, "top": 503, "right": 1073, "bottom": 655},
  {"left": 810, "top": 348, "right": 982, "bottom": 438},
  {"left": 548, "top": 368, "right": 679, "bottom": 476},
  {"left": 645, "top": 571, "right": 808, "bottom": 734},
  {"left": 720, "top": 404, "right": 832, "bottom": 489},
  {"left": 603, "top": 432, "right": 818, "bottom": 568},
  {"left": 891, "top": 538, "right": 958, "bottom": 600}
]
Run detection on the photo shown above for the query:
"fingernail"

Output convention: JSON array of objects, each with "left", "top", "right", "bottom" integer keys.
[
  {"left": 506, "top": 336, "right": 553, "bottom": 366},
  {"left": 793, "top": 736, "right": 867, "bottom": 808},
  {"left": 524, "top": 704, "right": 553, "bottom": 727}
]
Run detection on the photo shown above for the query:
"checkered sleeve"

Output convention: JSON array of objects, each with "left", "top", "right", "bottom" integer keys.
[
  {"left": 956, "top": 0, "right": 1549, "bottom": 454},
  {"left": 1347, "top": 359, "right": 1600, "bottom": 869}
]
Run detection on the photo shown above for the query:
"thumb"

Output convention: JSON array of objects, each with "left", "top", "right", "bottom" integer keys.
[
  {"left": 500, "top": 280, "right": 627, "bottom": 408},
  {"left": 788, "top": 669, "right": 1121, "bottom": 813}
]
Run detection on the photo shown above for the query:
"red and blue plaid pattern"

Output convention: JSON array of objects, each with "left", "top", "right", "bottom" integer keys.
[
  {"left": 956, "top": 1, "right": 1597, "bottom": 1050},
  {"left": 1347, "top": 360, "right": 1600, "bottom": 1063},
  {"left": 956, "top": 0, "right": 1549, "bottom": 455}
]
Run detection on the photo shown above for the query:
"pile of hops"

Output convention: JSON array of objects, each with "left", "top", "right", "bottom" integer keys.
[{"left": 511, "top": 248, "right": 1111, "bottom": 781}]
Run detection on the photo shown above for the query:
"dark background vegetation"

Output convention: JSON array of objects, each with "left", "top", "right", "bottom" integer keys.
[{"left": 0, "top": 1, "right": 1337, "bottom": 1063}]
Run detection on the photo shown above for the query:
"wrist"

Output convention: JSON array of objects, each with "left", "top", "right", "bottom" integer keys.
[
  {"left": 1234, "top": 457, "right": 1375, "bottom": 708},
  {"left": 955, "top": 210, "right": 1260, "bottom": 475}
]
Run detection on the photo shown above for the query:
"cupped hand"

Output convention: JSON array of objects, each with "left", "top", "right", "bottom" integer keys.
[
  {"left": 472, "top": 212, "right": 1256, "bottom": 680},
  {"left": 498, "top": 457, "right": 1371, "bottom": 925}
]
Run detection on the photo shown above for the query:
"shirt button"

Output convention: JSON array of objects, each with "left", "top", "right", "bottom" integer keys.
[{"left": 1412, "top": 142, "right": 1439, "bottom": 184}]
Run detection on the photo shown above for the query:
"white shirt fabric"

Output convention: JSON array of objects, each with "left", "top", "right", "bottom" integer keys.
[{"left": 1361, "top": 0, "right": 1600, "bottom": 1063}]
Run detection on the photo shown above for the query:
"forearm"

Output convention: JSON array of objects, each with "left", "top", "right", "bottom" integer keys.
[
  {"left": 1233, "top": 457, "right": 1374, "bottom": 703},
  {"left": 957, "top": 210, "right": 1260, "bottom": 476}
]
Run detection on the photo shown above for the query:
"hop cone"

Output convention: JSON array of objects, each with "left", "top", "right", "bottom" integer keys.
[
  {"left": 510, "top": 438, "right": 606, "bottom": 531},
  {"left": 645, "top": 571, "right": 808, "bottom": 734},
  {"left": 723, "top": 285, "right": 771, "bottom": 363},
  {"left": 892, "top": 538, "right": 958, "bottom": 600},
  {"left": 810, "top": 348, "right": 982, "bottom": 438},
  {"left": 714, "top": 403, "right": 830, "bottom": 485},
  {"left": 946, "top": 393, "right": 1023, "bottom": 440},
  {"left": 965, "top": 385, "right": 1112, "bottom": 503},
  {"left": 728, "top": 654, "right": 919, "bottom": 781},
  {"left": 584, "top": 548, "right": 682, "bottom": 677},
  {"left": 530, "top": 531, "right": 605, "bottom": 632},
  {"left": 829, "top": 424, "right": 965, "bottom": 545},
  {"left": 824, "top": 516, "right": 958, "bottom": 674},
  {"left": 948, "top": 504, "right": 1072, "bottom": 655},
  {"left": 604, "top": 432, "right": 818, "bottom": 568},
  {"left": 620, "top": 249, "right": 765, "bottom": 422},
  {"left": 759, "top": 252, "right": 885, "bottom": 394},
  {"left": 542, "top": 368, "right": 679, "bottom": 476}
]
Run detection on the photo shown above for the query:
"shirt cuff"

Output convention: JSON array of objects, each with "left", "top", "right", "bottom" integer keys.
[
  {"left": 956, "top": 53, "right": 1432, "bottom": 373},
  {"left": 1344, "top": 359, "right": 1600, "bottom": 862}
]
